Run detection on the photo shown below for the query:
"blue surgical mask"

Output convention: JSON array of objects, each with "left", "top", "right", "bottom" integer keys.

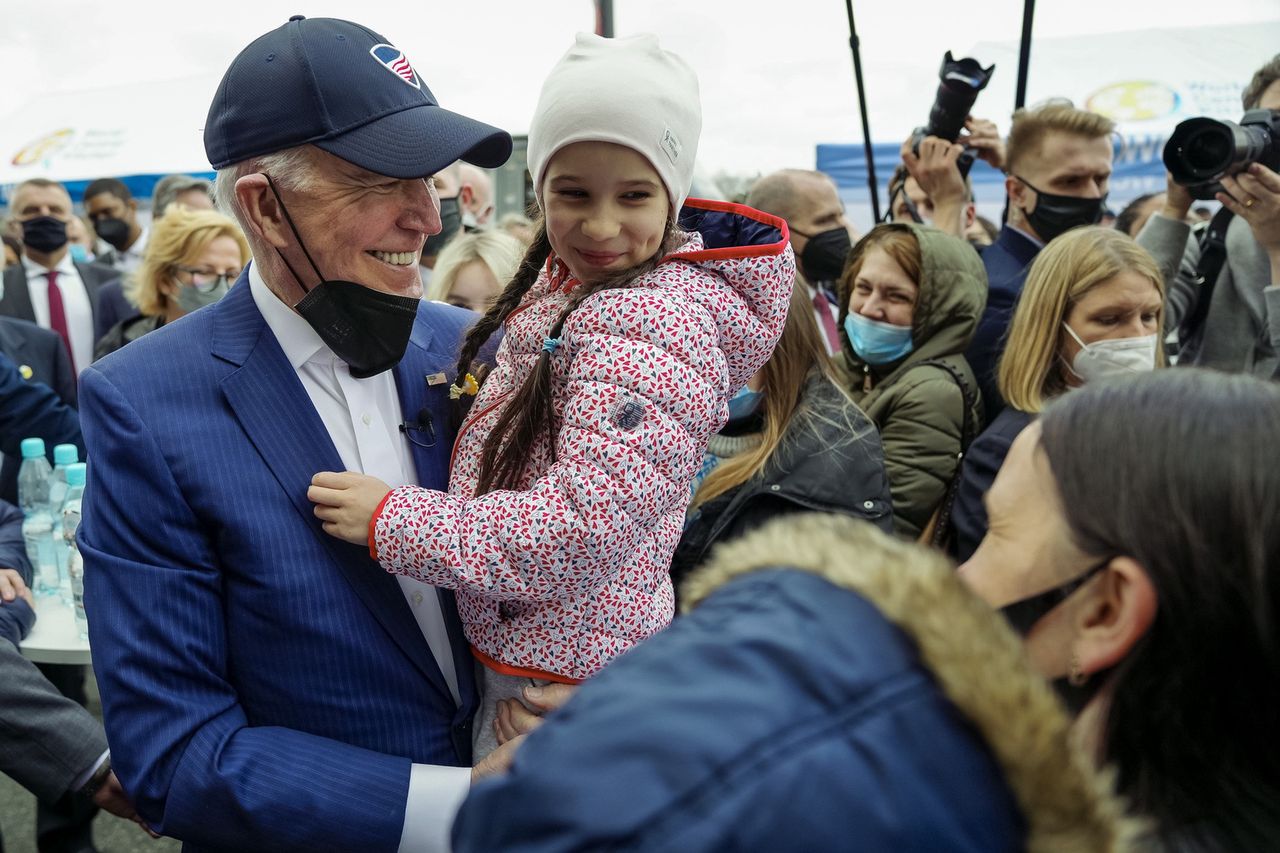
[
  {"left": 726, "top": 386, "right": 764, "bottom": 422},
  {"left": 844, "top": 312, "right": 914, "bottom": 365},
  {"left": 68, "top": 244, "right": 91, "bottom": 263}
]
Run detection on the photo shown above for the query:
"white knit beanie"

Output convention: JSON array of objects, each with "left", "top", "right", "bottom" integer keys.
[{"left": 527, "top": 32, "right": 702, "bottom": 212}]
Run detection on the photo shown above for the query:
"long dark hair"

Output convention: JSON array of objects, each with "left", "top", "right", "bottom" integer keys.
[
  {"left": 453, "top": 215, "right": 681, "bottom": 495},
  {"left": 1038, "top": 369, "right": 1280, "bottom": 850}
]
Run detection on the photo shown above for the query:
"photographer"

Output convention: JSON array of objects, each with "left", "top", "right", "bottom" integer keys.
[
  {"left": 1136, "top": 54, "right": 1280, "bottom": 377},
  {"left": 892, "top": 117, "right": 1005, "bottom": 240}
]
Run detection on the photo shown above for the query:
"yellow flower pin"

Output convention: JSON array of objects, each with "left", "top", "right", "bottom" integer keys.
[
  {"left": 449, "top": 372, "right": 479, "bottom": 400},
  {"left": 19, "top": 364, "right": 33, "bottom": 380}
]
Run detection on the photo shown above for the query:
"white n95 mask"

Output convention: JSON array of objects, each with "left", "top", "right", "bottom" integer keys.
[{"left": 1062, "top": 323, "right": 1158, "bottom": 383}]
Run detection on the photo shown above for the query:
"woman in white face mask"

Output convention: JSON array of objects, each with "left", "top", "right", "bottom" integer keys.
[{"left": 949, "top": 227, "right": 1164, "bottom": 561}]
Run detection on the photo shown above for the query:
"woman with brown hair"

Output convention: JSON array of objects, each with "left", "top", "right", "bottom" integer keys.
[
  {"left": 670, "top": 283, "right": 891, "bottom": 594},
  {"left": 93, "top": 207, "right": 249, "bottom": 360},
  {"left": 836, "top": 222, "right": 987, "bottom": 539},
  {"left": 949, "top": 227, "right": 1164, "bottom": 561}
]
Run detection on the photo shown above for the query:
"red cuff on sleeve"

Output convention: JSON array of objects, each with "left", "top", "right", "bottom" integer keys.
[{"left": 368, "top": 489, "right": 394, "bottom": 561}]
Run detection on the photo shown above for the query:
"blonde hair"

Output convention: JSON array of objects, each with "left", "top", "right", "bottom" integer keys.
[
  {"left": 129, "top": 206, "right": 249, "bottom": 316},
  {"left": 998, "top": 227, "right": 1165, "bottom": 413},
  {"left": 425, "top": 229, "right": 524, "bottom": 308},
  {"left": 1005, "top": 101, "right": 1116, "bottom": 175},
  {"left": 691, "top": 282, "right": 856, "bottom": 509}
]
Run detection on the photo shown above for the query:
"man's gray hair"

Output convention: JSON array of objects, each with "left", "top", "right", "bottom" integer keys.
[
  {"left": 151, "top": 174, "right": 212, "bottom": 219},
  {"left": 212, "top": 145, "right": 320, "bottom": 226}
]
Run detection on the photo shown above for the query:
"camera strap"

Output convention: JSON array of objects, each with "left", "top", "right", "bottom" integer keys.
[{"left": 1177, "top": 206, "right": 1234, "bottom": 346}]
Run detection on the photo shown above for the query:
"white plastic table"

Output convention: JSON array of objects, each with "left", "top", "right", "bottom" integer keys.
[{"left": 19, "top": 592, "right": 91, "bottom": 664}]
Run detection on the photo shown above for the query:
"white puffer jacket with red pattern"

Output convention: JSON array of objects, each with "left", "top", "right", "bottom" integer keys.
[{"left": 373, "top": 200, "right": 794, "bottom": 680}]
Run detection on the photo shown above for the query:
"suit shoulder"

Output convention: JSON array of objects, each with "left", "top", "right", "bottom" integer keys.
[{"left": 90, "top": 309, "right": 215, "bottom": 382}]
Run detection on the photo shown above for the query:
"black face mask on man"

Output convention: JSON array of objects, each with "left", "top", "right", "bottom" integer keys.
[
  {"left": 265, "top": 175, "right": 419, "bottom": 379},
  {"left": 94, "top": 217, "right": 133, "bottom": 252},
  {"left": 421, "top": 195, "right": 462, "bottom": 258},
  {"left": 21, "top": 216, "right": 69, "bottom": 254},
  {"left": 998, "top": 558, "right": 1112, "bottom": 715},
  {"left": 793, "top": 226, "right": 852, "bottom": 283},
  {"left": 1015, "top": 176, "right": 1106, "bottom": 243}
]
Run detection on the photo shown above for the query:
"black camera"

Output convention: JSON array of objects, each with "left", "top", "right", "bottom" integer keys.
[
  {"left": 1163, "top": 109, "right": 1280, "bottom": 200},
  {"left": 910, "top": 51, "right": 995, "bottom": 178}
]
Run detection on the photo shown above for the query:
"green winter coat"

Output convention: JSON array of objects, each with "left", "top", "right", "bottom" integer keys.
[{"left": 838, "top": 224, "right": 987, "bottom": 540}]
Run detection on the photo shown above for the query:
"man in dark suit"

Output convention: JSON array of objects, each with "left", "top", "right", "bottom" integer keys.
[
  {"left": 964, "top": 102, "right": 1115, "bottom": 423},
  {"left": 1, "top": 503, "right": 147, "bottom": 853},
  {"left": 79, "top": 16, "right": 513, "bottom": 853},
  {"left": 1, "top": 179, "right": 131, "bottom": 372},
  {"left": 0, "top": 317, "right": 78, "bottom": 505}
]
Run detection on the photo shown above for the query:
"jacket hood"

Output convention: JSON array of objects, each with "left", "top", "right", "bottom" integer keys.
[
  {"left": 683, "top": 514, "right": 1144, "bottom": 852},
  {"left": 839, "top": 223, "right": 987, "bottom": 380}
]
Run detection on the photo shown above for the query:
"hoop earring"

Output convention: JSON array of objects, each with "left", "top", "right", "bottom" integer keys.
[{"left": 1068, "top": 652, "right": 1088, "bottom": 687}]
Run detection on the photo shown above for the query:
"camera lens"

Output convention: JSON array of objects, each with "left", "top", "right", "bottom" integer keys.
[{"left": 1183, "top": 127, "right": 1233, "bottom": 175}]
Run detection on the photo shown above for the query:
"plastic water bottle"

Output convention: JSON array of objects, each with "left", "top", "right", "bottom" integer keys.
[
  {"left": 62, "top": 463, "right": 88, "bottom": 641},
  {"left": 49, "top": 443, "right": 79, "bottom": 593},
  {"left": 17, "top": 438, "right": 58, "bottom": 595}
]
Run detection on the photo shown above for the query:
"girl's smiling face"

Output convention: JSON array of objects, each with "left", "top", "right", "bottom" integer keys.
[{"left": 542, "top": 141, "right": 670, "bottom": 283}]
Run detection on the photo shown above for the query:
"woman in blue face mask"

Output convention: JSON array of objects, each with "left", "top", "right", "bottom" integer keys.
[
  {"left": 93, "top": 207, "right": 249, "bottom": 360},
  {"left": 949, "top": 227, "right": 1165, "bottom": 562},
  {"left": 672, "top": 284, "right": 893, "bottom": 598},
  {"left": 836, "top": 223, "right": 987, "bottom": 540}
]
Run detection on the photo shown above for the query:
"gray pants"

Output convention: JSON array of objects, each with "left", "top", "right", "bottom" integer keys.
[{"left": 472, "top": 665, "right": 552, "bottom": 762}]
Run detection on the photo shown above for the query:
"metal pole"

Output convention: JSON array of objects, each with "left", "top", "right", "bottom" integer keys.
[
  {"left": 596, "top": 0, "right": 615, "bottom": 37},
  {"left": 1014, "top": 0, "right": 1036, "bottom": 109},
  {"left": 844, "top": 0, "right": 881, "bottom": 222}
]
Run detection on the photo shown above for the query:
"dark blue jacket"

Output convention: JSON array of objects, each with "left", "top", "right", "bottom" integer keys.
[
  {"left": 455, "top": 567, "right": 1028, "bottom": 852},
  {"left": 950, "top": 407, "right": 1035, "bottom": 562},
  {"left": 0, "top": 350, "right": 83, "bottom": 506},
  {"left": 966, "top": 226, "right": 1041, "bottom": 424},
  {"left": 0, "top": 498, "right": 35, "bottom": 647}
]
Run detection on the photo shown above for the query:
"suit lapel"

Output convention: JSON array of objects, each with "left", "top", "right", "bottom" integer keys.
[
  {"left": 1, "top": 267, "right": 35, "bottom": 323},
  {"left": 214, "top": 277, "right": 455, "bottom": 703}
]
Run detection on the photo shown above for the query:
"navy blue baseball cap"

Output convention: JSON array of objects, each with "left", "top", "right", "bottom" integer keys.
[{"left": 204, "top": 16, "right": 512, "bottom": 178}]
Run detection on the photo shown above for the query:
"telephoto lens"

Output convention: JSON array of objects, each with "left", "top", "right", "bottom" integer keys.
[
  {"left": 910, "top": 51, "right": 995, "bottom": 178},
  {"left": 1163, "top": 109, "right": 1280, "bottom": 199}
]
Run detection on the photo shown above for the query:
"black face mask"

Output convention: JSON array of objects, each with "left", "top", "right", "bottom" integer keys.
[
  {"left": 421, "top": 196, "right": 462, "bottom": 259},
  {"left": 266, "top": 175, "right": 419, "bottom": 379},
  {"left": 998, "top": 558, "right": 1111, "bottom": 714},
  {"left": 794, "top": 226, "right": 852, "bottom": 283},
  {"left": 21, "top": 216, "right": 68, "bottom": 254},
  {"left": 94, "top": 217, "right": 132, "bottom": 251},
  {"left": 1015, "top": 177, "right": 1106, "bottom": 243}
]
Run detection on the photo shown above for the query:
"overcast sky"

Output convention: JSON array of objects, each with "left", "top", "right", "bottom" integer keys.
[{"left": 1, "top": 0, "right": 1277, "bottom": 175}]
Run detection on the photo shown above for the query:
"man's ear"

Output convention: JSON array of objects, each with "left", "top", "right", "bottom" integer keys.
[
  {"left": 1073, "top": 557, "right": 1157, "bottom": 678},
  {"left": 235, "top": 174, "right": 290, "bottom": 250},
  {"left": 128, "top": 198, "right": 138, "bottom": 217},
  {"left": 458, "top": 184, "right": 474, "bottom": 207},
  {"left": 964, "top": 202, "right": 977, "bottom": 230},
  {"left": 1006, "top": 174, "right": 1031, "bottom": 213}
]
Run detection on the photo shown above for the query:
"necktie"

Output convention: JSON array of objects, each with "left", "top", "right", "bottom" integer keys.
[
  {"left": 812, "top": 286, "right": 842, "bottom": 353},
  {"left": 45, "top": 270, "right": 76, "bottom": 374}
]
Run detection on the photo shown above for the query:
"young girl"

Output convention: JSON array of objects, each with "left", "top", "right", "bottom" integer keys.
[{"left": 309, "top": 32, "right": 793, "bottom": 759}]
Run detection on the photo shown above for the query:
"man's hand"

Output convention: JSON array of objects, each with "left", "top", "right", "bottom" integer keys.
[
  {"left": 0, "top": 569, "right": 33, "bottom": 607},
  {"left": 901, "top": 135, "right": 968, "bottom": 207},
  {"left": 493, "top": 683, "right": 578, "bottom": 745},
  {"left": 1219, "top": 163, "right": 1280, "bottom": 256},
  {"left": 960, "top": 116, "right": 1005, "bottom": 170},
  {"left": 471, "top": 734, "right": 526, "bottom": 782},
  {"left": 92, "top": 771, "right": 161, "bottom": 838},
  {"left": 1162, "top": 171, "right": 1196, "bottom": 222},
  {"left": 307, "top": 472, "right": 393, "bottom": 545}
]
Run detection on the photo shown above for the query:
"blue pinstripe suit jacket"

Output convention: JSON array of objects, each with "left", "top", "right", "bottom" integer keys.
[{"left": 78, "top": 272, "right": 479, "bottom": 852}]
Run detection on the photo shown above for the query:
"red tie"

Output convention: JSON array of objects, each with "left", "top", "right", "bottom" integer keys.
[
  {"left": 45, "top": 270, "right": 76, "bottom": 374},
  {"left": 812, "top": 286, "right": 842, "bottom": 353}
]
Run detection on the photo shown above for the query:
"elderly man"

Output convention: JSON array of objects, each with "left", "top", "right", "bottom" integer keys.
[
  {"left": 456, "top": 162, "right": 495, "bottom": 228},
  {"left": 150, "top": 174, "right": 214, "bottom": 219},
  {"left": 78, "top": 16, "right": 511, "bottom": 853}
]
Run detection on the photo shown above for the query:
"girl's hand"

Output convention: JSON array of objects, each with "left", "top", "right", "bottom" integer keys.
[{"left": 307, "top": 471, "right": 393, "bottom": 545}]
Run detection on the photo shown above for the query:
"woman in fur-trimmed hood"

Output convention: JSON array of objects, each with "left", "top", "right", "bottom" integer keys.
[{"left": 452, "top": 513, "right": 1139, "bottom": 852}]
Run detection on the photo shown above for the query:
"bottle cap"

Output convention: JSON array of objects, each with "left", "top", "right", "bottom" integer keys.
[
  {"left": 66, "top": 463, "right": 87, "bottom": 487},
  {"left": 20, "top": 437, "right": 46, "bottom": 459},
  {"left": 54, "top": 444, "right": 79, "bottom": 465}
]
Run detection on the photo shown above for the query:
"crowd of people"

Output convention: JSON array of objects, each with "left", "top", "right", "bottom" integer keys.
[{"left": 0, "top": 13, "right": 1278, "bottom": 853}]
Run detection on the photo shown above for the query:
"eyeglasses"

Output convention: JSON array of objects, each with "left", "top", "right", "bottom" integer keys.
[{"left": 174, "top": 266, "right": 232, "bottom": 293}]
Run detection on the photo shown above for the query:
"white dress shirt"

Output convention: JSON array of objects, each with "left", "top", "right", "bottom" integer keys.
[
  {"left": 115, "top": 226, "right": 149, "bottom": 274},
  {"left": 21, "top": 253, "right": 94, "bottom": 371},
  {"left": 248, "top": 263, "right": 469, "bottom": 853}
]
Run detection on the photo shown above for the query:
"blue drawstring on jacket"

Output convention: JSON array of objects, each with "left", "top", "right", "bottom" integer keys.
[{"left": 542, "top": 337, "right": 561, "bottom": 354}]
